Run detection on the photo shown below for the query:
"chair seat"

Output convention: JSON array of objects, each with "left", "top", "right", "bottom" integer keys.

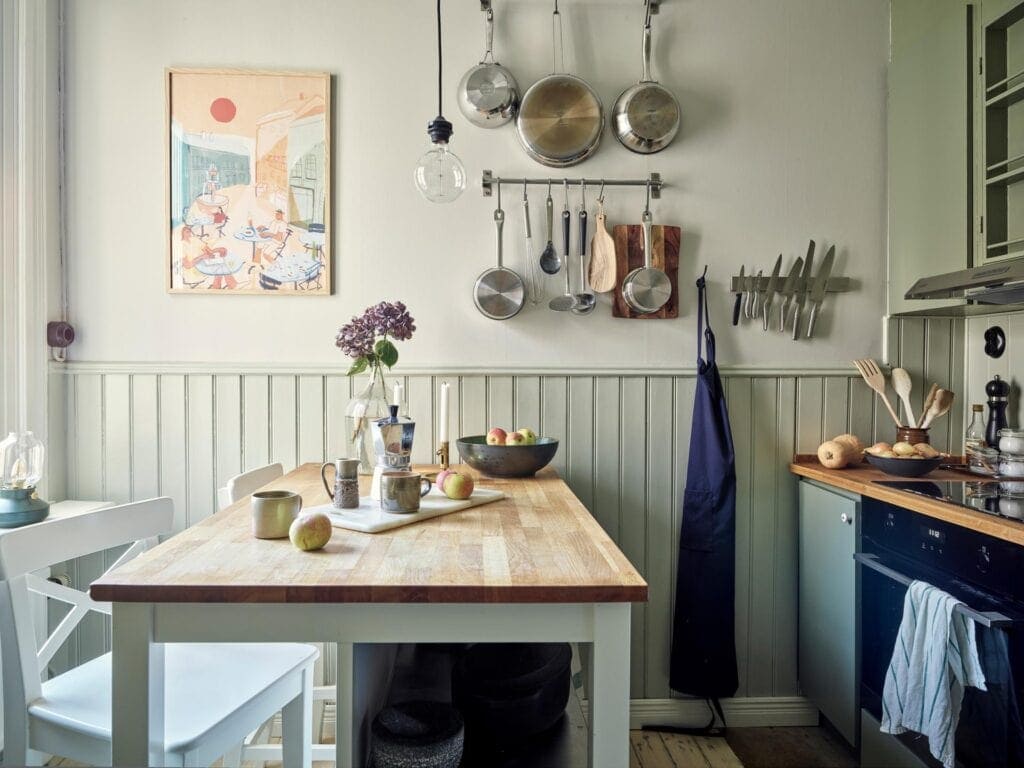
[{"left": 29, "top": 643, "right": 318, "bottom": 754}]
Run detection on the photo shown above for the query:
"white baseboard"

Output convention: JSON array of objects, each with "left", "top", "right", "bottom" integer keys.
[{"left": 583, "top": 697, "right": 820, "bottom": 730}]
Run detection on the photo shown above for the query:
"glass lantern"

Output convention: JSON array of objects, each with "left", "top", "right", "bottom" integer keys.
[{"left": 0, "top": 431, "right": 50, "bottom": 528}]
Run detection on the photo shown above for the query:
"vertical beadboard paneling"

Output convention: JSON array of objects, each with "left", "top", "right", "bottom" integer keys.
[
  {"left": 131, "top": 375, "right": 160, "bottom": 499},
  {"left": 187, "top": 375, "right": 215, "bottom": 525},
  {"left": 619, "top": 377, "right": 647, "bottom": 698},
  {"left": 59, "top": 325, "right": 960, "bottom": 703}
]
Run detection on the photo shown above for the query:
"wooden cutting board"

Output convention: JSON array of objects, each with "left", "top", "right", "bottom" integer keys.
[{"left": 611, "top": 224, "right": 681, "bottom": 319}]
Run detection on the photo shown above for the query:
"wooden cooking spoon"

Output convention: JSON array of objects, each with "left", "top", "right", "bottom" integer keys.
[
  {"left": 588, "top": 196, "right": 617, "bottom": 293},
  {"left": 920, "top": 389, "right": 955, "bottom": 429},
  {"left": 917, "top": 383, "right": 939, "bottom": 428},
  {"left": 891, "top": 368, "right": 917, "bottom": 427}
]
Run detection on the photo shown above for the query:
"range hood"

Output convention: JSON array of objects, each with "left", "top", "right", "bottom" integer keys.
[{"left": 904, "top": 258, "right": 1024, "bottom": 310}]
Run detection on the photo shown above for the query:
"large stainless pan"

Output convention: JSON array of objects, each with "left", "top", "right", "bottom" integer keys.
[
  {"left": 516, "top": 3, "right": 603, "bottom": 167},
  {"left": 457, "top": 7, "right": 519, "bottom": 128},
  {"left": 611, "top": 5, "right": 679, "bottom": 154}
]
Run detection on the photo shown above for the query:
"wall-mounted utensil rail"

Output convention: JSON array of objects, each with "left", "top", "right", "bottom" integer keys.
[
  {"left": 482, "top": 170, "right": 664, "bottom": 199},
  {"left": 854, "top": 553, "right": 1013, "bottom": 629},
  {"left": 478, "top": 0, "right": 660, "bottom": 11}
]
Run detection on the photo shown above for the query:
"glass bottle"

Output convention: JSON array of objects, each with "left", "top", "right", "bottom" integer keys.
[
  {"left": 0, "top": 431, "right": 45, "bottom": 489},
  {"left": 965, "top": 404, "right": 986, "bottom": 457},
  {"left": 345, "top": 365, "right": 390, "bottom": 475}
]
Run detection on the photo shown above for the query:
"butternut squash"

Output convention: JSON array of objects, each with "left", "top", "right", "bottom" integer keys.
[{"left": 818, "top": 440, "right": 854, "bottom": 469}]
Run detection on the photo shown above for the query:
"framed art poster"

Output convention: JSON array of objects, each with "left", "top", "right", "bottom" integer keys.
[{"left": 167, "top": 68, "right": 331, "bottom": 294}]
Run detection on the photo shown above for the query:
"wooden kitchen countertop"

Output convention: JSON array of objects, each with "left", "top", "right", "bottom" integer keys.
[
  {"left": 791, "top": 456, "right": 1024, "bottom": 546},
  {"left": 90, "top": 463, "right": 648, "bottom": 604}
]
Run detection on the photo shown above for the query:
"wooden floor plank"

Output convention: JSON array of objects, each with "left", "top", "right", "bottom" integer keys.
[
  {"left": 694, "top": 736, "right": 744, "bottom": 768},
  {"left": 658, "top": 732, "right": 712, "bottom": 768},
  {"left": 633, "top": 730, "right": 689, "bottom": 768}
]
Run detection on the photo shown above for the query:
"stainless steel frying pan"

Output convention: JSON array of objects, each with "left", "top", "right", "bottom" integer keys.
[
  {"left": 474, "top": 188, "right": 525, "bottom": 320},
  {"left": 611, "top": 5, "right": 680, "bottom": 154},
  {"left": 457, "top": 7, "right": 519, "bottom": 128},
  {"left": 516, "top": 3, "right": 603, "bottom": 167}
]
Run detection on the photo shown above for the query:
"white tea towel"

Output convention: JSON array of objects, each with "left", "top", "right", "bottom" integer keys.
[{"left": 881, "top": 580, "right": 987, "bottom": 768}]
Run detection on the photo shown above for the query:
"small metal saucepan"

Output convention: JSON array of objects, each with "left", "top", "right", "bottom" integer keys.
[
  {"left": 474, "top": 185, "right": 526, "bottom": 321},
  {"left": 457, "top": 7, "right": 520, "bottom": 128},
  {"left": 622, "top": 188, "right": 671, "bottom": 314},
  {"left": 611, "top": 3, "right": 680, "bottom": 155}
]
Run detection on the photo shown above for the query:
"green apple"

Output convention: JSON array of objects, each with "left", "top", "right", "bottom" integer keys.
[
  {"left": 516, "top": 427, "right": 538, "bottom": 445},
  {"left": 289, "top": 512, "right": 332, "bottom": 551},
  {"left": 443, "top": 472, "right": 475, "bottom": 500}
]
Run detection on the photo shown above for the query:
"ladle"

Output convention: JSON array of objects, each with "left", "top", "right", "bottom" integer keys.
[{"left": 539, "top": 180, "right": 561, "bottom": 274}]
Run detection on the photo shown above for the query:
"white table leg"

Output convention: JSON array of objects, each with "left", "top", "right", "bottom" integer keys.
[
  {"left": 588, "top": 602, "right": 631, "bottom": 768},
  {"left": 111, "top": 602, "right": 165, "bottom": 767},
  {"left": 335, "top": 642, "right": 356, "bottom": 768},
  {"left": 281, "top": 664, "right": 313, "bottom": 768}
]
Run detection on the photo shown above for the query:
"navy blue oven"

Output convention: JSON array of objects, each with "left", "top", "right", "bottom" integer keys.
[{"left": 858, "top": 497, "right": 1024, "bottom": 767}]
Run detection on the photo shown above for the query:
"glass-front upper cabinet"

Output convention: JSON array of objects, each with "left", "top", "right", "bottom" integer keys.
[{"left": 982, "top": 0, "right": 1024, "bottom": 261}]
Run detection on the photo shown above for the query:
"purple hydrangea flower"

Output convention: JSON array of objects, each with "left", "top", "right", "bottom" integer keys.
[{"left": 335, "top": 301, "right": 416, "bottom": 362}]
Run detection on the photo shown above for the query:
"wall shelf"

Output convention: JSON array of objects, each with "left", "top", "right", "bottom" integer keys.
[
  {"left": 986, "top": 164, "right": 1024, "bottom": 186},
  {"left": 985, "top": 78, "right": 1024, "bottom": 108}
]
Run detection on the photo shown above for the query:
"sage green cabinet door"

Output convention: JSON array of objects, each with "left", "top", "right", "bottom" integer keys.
[
  {"left": 889, "top": 0, "right": 976, "bottom": 315},
  {"left": 798, "top": 480, "right": 859, "bottom": 746}
]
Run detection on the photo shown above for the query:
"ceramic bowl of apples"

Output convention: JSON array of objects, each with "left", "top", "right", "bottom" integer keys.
[
  {"left": 456, "top": 428, "right": 559, "bottom": 478},
  {"left": 864, "top": 440, "right": 943, "bottom": 477}
]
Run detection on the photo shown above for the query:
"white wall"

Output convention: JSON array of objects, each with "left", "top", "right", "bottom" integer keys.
[{"left": 63, "top": 0, "right": 889, "bottom": 369}]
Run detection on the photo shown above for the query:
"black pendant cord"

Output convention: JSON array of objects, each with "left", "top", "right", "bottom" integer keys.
[
  {"left": 436, "top": 0, "right": 442, "bottom": 117},
  {"left": 426, "top": 0, "right": 454, "bottom": 144}
]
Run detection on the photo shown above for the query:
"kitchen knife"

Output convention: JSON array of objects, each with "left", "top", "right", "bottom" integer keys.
[
  {"left": 777, "top": 256, "right": 804, "bottom": 332},
  {"left": 752, "top": 269, "right": 763, "bottom": 318},
  {"left": 805, "top": 245, "right": 836, "bottom": 339},
  {"left": 790, "top": 243, "right": 815, "bottom": 340},
  {"left": 744, "top": 270, "right": 755, "bottom": 318},
  {"left": 761, "top": 254, "right": 783, "bottom": 331},
  {"left": 733, "top": 265, "right": 745, "bottom": 326}
]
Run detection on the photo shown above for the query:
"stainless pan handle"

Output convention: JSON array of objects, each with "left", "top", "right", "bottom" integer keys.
[
  {"left": 495, "top": 208, "right": 504, "bottom": 269},
  {"left": 642, "top": 210, "right": 653, "bottom": 270},
  {"left": 641, "top": 21, "right": 652, "bottom": 82},
  {"left": 484, "top": 8, "right": 495, "bottom": 63},
  {"left": 854, "top": 553, "right": 1013, "bottom": 629}
]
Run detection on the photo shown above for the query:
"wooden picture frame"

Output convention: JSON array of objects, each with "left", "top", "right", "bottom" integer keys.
[{"left": 166, "top": 68, "right": 331, "bottom": 295}]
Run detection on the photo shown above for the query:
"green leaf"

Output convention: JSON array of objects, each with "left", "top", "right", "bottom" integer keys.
[
  {"left": 347, "top": 357, "right": 368, "bottom": 376},
  {"left": 375, "top": 339, "right": 399, "bottom": 369}
]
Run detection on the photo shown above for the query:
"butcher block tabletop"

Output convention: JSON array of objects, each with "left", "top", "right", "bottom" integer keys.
[{"left": 90, "top": 464, "right": 648, "bottom": 604}]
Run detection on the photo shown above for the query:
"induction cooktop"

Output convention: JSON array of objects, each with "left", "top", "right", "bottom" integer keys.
[{"left": 873, "top": 479, "right": 1024, "bottom": 521}]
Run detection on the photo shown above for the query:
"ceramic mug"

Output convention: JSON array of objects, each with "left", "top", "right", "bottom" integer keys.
[
  {"left": 379, "top": 471, "right": 431, "bottom": 514},
  {"left": 251, "top": 490, "right": 302, "bottom": 539}
]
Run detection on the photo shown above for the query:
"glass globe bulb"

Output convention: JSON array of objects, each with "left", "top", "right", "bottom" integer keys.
[{"left": 414, "top": 142, "right": 466, "bottom": 203}]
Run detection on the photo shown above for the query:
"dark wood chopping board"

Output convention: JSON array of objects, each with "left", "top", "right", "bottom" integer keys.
[{"left": 611, "top": 224, "right": 681, "bottom": 319}]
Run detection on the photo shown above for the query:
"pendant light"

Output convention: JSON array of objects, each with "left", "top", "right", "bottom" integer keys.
[{"left": 414, "top": 0, "right": 467, "bottom": 203}]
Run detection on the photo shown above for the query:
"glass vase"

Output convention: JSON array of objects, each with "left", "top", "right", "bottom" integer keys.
[{"left": 345, "top": 366, "right": 390, "bottom": 475}]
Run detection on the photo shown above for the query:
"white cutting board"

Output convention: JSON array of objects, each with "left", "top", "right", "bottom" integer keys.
[{"left": 309, "top": 487, "right": 505, "bottom": 534}]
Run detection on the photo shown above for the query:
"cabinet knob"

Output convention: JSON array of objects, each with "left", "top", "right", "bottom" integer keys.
[{"left": 840, "top": 512, "right": 852, "bottom": 525}]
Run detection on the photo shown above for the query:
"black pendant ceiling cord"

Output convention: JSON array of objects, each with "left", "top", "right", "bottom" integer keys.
[{"left": 427, "top": 0, "right": 452, "bottom": 144}]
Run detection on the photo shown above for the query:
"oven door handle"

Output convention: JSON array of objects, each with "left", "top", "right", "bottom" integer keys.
[{"left": 854, "top": 553, "right": 1015, "bottom": 629}]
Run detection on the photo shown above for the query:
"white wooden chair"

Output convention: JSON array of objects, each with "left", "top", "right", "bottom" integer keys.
[
  {"left": 0, "top": 497, "right": 318, "bottom": 767},
  {"left": 217, "top": 462, "right": 285, "bottom": 510},
  {"left": 217, "top": 463, "right": 337, "bottom": 765}
]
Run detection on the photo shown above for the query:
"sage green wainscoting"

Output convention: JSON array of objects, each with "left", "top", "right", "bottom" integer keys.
[{"left": 50, "top": 319, "right": 961, "bottom": 711}]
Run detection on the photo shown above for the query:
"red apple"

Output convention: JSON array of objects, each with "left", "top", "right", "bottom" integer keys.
[
  {"left": 443, "top": 472, "right": 475, "bottom": 500},
  {"left": 289, "top": 512, "right": 332, "bottom": 551},
  {"left": 486, "top": 428, "right": 507, "bottom": 446},
  {"left": 505, "top": 431, "right": 527, "bottom": 446},
  {"left": 435, "top": 469, "right": 454, "bottom": 492}
]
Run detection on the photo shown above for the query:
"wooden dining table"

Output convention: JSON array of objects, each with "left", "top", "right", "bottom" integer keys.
[{"left": 91, "top": 463, "right": 647, "bottom": 768}]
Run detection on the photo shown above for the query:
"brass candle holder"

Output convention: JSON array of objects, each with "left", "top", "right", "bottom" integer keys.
[{"left": 436, "top": 441, "right": 450, "bottom": 470}]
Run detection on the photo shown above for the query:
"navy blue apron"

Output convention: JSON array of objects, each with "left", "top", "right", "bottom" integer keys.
[{"left": 669, "top": 270, "right": 739, "bottom": 701}]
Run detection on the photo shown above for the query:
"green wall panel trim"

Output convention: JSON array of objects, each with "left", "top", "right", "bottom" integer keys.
[{"left": 55, "top": 319, "right": 955, "bottom": 701}]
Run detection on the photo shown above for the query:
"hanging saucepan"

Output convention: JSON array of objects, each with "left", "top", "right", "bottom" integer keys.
[
  {"left": 457, "top": 7, "right": 520, "bottom": 128},
  {"left": 516, "top": 2, "right": 603, "bottom": 168},
  {"left": 611, "top": 4, "right": 680, "bottom": 154},
  {"left": 474, "top": 185, "right": 526, "bottom": 320},
  {"left": 622, "top": 188, "right": 672, "bottom": 314}
]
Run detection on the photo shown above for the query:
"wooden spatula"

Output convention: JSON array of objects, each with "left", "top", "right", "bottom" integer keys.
[
  {"left": 918, "top": 383, "right": 939, "bottom": 428},
  {"left": 920, "top": 389, "right": 955, "bottom": 429},
  {"left": 588, "top": 198, "right": 617, "bottom": 293}
]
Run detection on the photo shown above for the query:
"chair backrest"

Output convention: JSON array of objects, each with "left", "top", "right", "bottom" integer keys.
[
  {"left": 218, "top": 462, "right": 284, "bottom": 510},
  {"left": 0, "top": 498, "right": 174, "bottom": 746}
]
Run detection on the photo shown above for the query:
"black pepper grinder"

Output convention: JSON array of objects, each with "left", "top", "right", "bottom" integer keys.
[{"left": 986, "top": 374, "right": 1009, "bottom": 448}]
